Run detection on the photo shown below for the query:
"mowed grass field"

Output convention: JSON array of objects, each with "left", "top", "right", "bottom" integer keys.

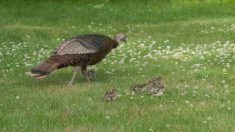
[{"left": 0, "top": 0, "right": 235, "bottom": 131}]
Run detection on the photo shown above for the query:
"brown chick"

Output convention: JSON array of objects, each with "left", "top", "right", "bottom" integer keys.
[
  {"left": 146, "top": 77, "right": 165, "bottom": 95},
  {"left": 87, "top": 69, "right": 96, "bottom": 81},
  {"left": 130, "top": 83, "right": 147, "bottom": 93},
  {"left": 104, "top": 89, "right": 117, "bottom": 101}
]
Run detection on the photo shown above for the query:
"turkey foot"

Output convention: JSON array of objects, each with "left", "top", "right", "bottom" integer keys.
[{"left": 81, "top": 67, "right": 91, "bottom": 83}]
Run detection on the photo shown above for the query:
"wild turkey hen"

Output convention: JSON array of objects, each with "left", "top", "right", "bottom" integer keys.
[{"left": 30, "top": 33, "right": 127, "bottom": 85}]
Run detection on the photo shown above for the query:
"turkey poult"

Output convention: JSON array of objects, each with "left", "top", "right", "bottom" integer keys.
[
  {"left": 30, "top": 33, "right": 127, "bottom": 85},
  {"left": 104, "top": 89, "right": 117, "bottom": 101},
  {"left": 87, "top": 69, "right": 96, "bottom": 81},
  {"left": 130, "top": 83, "right": 147, "bottom": 93},
  {"left": 130, "top": 77, "right": 165, "bottom": 96},
  {"left": 146, "top": 77, "right": 165, "bottom": 95}
]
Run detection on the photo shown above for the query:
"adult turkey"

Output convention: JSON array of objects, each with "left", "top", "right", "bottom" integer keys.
[{"left": 30, "top": 33, "right": 127, "bottom": 85}]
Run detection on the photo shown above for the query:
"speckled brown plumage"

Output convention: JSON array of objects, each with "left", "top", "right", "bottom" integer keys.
[
  {"left": 146, "top": 77, "right": 165, "bottom": 95},
  {"left": 104, "top": 89, "right": 117, "bottom": 101},
  {"left": 30, "top": 33, "right": 126, "bottom": 84},
  {"left": 50, "top": 34, "right": 118, "bottom": 68},
  {"left": 130, "top": 77, "right": 165, "bottom": 96},
  {"left": 130, "top": 83, "right": 147, "bottom": 93}
]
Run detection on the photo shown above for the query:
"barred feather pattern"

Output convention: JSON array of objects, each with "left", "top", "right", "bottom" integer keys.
[{"left": 54, "top": 39, "right": 96, "bottom": 55}]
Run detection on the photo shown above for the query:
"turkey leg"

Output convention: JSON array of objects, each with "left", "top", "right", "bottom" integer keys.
[
  {"left": 68, "top": 66, "right": 80, "bottom": 85},
  {"left": 81, "top": 66, "right": 91, "bottom": 83}
]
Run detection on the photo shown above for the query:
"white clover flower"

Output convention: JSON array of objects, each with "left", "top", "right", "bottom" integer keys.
[
  {"left": 207, "top": 116, "right": 212, "bottom": 121},
  {"left": 222, "top": 69, "right": 227, "bottom": 72},
  {"left": 16, "top": 96, "right": 20, "bottom": 100},
  {"left": 118, "top": 94, "right": 122, "bottom": 97},
  {"left": 151, "top": 41, "right": 156, "bottom": 45},
  {"left": 139, "top": 43, "right": 145, "bottom": 48},
  {"left": 221, "top": 80, "right": 226, "bottom": 84},
  {"left": 164, "top": 40, "right": 170, "bottom": 43},
  {"left": 155, "top": 92, "right": 163, "bottom": 96},
  {"left": 231, "top": 23, "right": 235, "bottom": 30},
  {"left": 106, "top": 71, "right": 113, "bottom": 75},
  {"left": 129, "top": 58, "right": 136, "bottom": 63}
]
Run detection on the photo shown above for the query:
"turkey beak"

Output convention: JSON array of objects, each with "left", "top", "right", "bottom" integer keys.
[{"left": 123, "top": 38, "right": 127, "bottom": 43}]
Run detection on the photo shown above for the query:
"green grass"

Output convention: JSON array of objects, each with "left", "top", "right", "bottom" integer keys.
[{"left": 0, "top": 0, "right": 235, "bottom": 131}]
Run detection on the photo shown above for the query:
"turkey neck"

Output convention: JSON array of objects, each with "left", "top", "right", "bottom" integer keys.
[{"left": 112, "top": 38, "right": 119, "bottom": 49}]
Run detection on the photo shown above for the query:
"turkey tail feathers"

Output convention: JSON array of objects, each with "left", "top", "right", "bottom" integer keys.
[{"left": 30, "top": 60, "right": 59, "bottom": 78}]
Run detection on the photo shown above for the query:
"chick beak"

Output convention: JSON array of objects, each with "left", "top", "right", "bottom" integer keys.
[{"left": 123, "top": 38, "right": 127, "bottom": 43}]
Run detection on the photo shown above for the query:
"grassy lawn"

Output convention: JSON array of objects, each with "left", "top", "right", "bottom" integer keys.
[{"left": 0, "top": 0, "right": 235, "bottom": 131}]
